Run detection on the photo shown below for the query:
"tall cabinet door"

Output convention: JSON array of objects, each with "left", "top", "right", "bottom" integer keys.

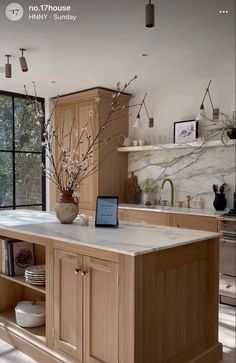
[
  {"left": 78, "top": 100, "right": 98, "bottom": 209},
  {"left": 83, "top": 257, "right": 119, "bottom": 363},
  {"left": 53, "top": 249, "right": 83, "bottom": 362}
]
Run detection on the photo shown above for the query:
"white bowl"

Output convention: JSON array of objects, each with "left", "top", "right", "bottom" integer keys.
[{"left": 15, "top": 301, "right": 45, "bottom": 328}]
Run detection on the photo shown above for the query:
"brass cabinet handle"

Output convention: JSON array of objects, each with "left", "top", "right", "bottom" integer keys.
[
  {"left": 74, "top": 267, "right": 82, "bottom": 274},
  {"left": 79, "top": 269, "right": 88, "bottom": 277}
]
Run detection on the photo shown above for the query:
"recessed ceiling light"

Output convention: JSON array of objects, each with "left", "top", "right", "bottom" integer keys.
[{"left": 142, "top": 53, "right": 149, "bottom": 57}]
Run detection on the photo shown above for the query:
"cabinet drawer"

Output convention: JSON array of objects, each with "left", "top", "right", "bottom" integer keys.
[{"left": 171, "top": 214, "right": 217, "bottom": 232}]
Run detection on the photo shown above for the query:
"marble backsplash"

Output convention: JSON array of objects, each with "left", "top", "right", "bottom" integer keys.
[{"left": 128, "top": 144, "right": 235, "bottom": 210}]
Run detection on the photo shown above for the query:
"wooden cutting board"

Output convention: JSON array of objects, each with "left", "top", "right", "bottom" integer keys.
[{"left": 124, "top": 172, "right": 141, "bottom": 204}]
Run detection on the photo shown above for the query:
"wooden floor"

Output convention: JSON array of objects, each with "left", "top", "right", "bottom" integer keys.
[{"left": 0, "top": 304, "right": 235, "bottom": 363}]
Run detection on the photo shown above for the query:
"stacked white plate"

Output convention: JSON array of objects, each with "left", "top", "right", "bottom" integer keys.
[{"left": 25, "top": 265, "right": 46, "bottom": 286}]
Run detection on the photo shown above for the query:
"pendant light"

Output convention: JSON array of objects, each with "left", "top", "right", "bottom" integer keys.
[
  {"left": 146, "top": 0, "right": 155, "bottom": 28},
  {"left": 19, "top": 48, "right": 28, "bottom": 72},
  {"left": 5, "top": 55, "right": 12, "bottom": 78}
]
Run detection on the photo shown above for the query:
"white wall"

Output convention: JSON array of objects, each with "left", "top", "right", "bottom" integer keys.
[
  {"left": 129, "top": 62, "right": 235, "bottom": 143},
  {"left": 126, "top": 61, "right": 235, "bottom": 210}
]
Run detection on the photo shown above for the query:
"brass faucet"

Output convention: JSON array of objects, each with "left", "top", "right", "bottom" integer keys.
[{"left": 161, "top": 178, "right": 174, "bottom": 206}]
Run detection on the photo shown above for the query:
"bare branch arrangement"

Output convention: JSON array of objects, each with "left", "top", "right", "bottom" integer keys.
[{"left": 25, "top": 76, "right": 138, "bottom": 198}]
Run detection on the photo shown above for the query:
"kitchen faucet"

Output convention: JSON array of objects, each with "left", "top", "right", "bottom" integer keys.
[{"left": 161, "top": 178, "right": 174, "bottom": 206}]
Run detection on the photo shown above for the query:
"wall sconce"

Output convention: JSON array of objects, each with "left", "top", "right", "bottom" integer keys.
[
  {"left": 5, "top": 55, "right": 12, "bottom": 78},
  {"left": 146, "top": 0, "right": 155, "bottom": 28},
  {"left": 19, "top": 48, "right": 28, "bottom": 72},
  {"left": 196, "top": 80, "right": 219, "bottom": 121},
  {"left": 133, "top": 93, "right": 154, "bottom": 128}
]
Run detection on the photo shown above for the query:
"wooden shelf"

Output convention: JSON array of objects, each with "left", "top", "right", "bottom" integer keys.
[
  {"left": 0, "top": 308, "right": 46, "bottom": 344},
  {"left": 117, "top": 139, "right": 233, "bottom": 152},
  {"left": 0, "top": 273, "right": 46, "bottom": 294}
]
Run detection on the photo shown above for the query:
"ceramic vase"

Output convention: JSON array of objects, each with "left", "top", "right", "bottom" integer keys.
[
  {"left": 227, "top": 128, "right": 236, "bottom": 140},
  {"left": 213, "top": 193, "right": 227, "bottom": 211},
  {"left": 55, "top": 190, "right": 78, "bottom": 224}
]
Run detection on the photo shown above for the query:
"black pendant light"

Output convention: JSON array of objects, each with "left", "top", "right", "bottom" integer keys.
[
  {"left": 146, "top": 0, "right": 155, "bottom": 28},
  {"left": 19, "top": 48, "right": 28, "bottom": 72},
  {"left": 5, "top": 55, "right": 12, "bottom": 78}
]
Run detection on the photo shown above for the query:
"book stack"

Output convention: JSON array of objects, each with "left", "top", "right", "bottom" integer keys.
[{"left": 1, "top": 239, "right": 35, "bottom": 277}]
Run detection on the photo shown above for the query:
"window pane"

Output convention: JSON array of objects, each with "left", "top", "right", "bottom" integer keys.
[
  {"left": 0, "top": 95, "right": 13, "bottom": 150},
  {"left": 15, "top": 153, "right": 42, "bottom": 205},
  {"left": 14, "top": 97, "right": 43, "bottom": 152},
  {"left": 16, "top": 206, "right": 42, "bottom": 211},
  {"left": 0, "top": 152, "right": 13, "bottom": 206}
]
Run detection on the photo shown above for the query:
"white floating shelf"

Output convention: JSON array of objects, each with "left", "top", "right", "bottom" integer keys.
[{"left": 117, "top": 140, "right": 233, "bottom": 152}]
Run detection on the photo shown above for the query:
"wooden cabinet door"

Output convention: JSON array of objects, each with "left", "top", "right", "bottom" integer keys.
[
  {"left": 83, "top": 256, "right": 119, "bottom": 363},
  {"left": 170, "top": 214, "right": 217, "bottom": 232},
  {"left": 53, "top": 249, "right": 83, "bottom": 362},
  {"left": 77, "top": 100, "right": 98, "bottom": 209}
]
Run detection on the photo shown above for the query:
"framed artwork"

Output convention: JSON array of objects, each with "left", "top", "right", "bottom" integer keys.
[
  {"left": 173, "top": 120, "right": 198, "bottom": 143},
  {"left": 95, "top": 196, "right": 119, "bottom": 228}
]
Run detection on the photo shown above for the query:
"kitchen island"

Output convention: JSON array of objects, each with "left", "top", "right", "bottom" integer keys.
[{"left": 0, "top": 210, "right": 222, "bottom": 363}]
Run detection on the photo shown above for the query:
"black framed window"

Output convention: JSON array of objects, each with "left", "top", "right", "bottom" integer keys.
[{"left": 0, "top": 91, "right": 46, "bottom": 210}]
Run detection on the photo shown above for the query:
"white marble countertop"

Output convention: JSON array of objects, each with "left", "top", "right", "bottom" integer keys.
[
  {"left": 119, "top": 203, "right": 224, "bottom": 217},
  {"left": 0, "top": 210, "right": 220, "bottom": 256}
]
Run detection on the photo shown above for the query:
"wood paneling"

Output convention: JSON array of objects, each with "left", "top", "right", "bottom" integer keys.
[
  {"left": 53, "top": 249, "right": 83, "bottom": 362},
  {"left": 119, "top": 208, "right": 170, "bottom": 225},
  {"left": 121, "top": 239, "right": 222, "bottom": 363},
  {"left": 170, "top": 213, "right": 218, "bottom": 232},
  {"left": 0, "top": 224, "right": 222, "bottom": 363},
  {"left": 83, "top": 256, "right": 119, "bottom": 363},
  {"left": 119, "top": 208, "right": 218, "bottom": 232},
  {"left": 50, "top": 88, "right": 131, "bottom": 211}
]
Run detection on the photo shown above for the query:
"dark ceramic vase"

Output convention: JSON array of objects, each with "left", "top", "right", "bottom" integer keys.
[
  {"left": 227, "top": 128, "right": 236, "bottom": 140},
  {"left": 213, "top": 193, "right": 227, "bottom": 211}
]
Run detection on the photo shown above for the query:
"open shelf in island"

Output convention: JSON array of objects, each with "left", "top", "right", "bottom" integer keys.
[
  {"left": 0, "top": 308, "right": 46, "bottom": 344},
  {"left": 0, "top": 273, "right": 46, "bottom": 294}
]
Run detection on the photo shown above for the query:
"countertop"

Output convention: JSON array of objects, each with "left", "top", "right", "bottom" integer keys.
[
  {"left": 0, "top": 210, "right": 220, "bottom": 256},
  {"left": 119, "top": 203, "right": 224, "bottom": 217}
]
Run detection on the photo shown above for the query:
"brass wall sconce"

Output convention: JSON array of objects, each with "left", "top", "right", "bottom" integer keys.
[
  {"left": 196, "top": 80, "right": 219, "bottom": 121},
  {"left": 133, "top": 93, "right": 154, "bottom": 128}
]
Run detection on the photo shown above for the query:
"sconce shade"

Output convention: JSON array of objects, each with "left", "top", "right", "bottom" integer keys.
[
  {"left": 133, "top": 114, "right": 142, "bottom": 128},
  {"left": 196, "top": 104, "right": 206, "bottom": 122},
  {"left": 5, "top": 55, "right": 12, "bottom": 78},
  {"left": 146, "top": 2, "right": 155, "bottom": 28},
  {"left": 20, "top": 56, "right": 28, "bottom": 72},
  {"left": 19, "top": 48, "right": 28, "bottom": 72}
]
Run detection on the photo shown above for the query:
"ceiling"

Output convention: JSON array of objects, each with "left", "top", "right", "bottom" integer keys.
[{"left": 0, "top": 0, "right": 235, "bottom": 98}]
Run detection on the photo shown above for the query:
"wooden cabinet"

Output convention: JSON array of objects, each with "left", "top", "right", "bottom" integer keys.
[
  {"left": 119, "top": 208, "right": 170, "bottom": 226},
  {"left": 169, "top": 213, "right": 218, "bottom": 231},
  {"left": 119, "top": 207, "right": 218, "bottom": 232},
  {"left": 53, "top": 250, "right": 83, "bottom": 361},
  {"left": 0, "top": 214, "right": 222, "bottom": 363},
  {"left": 53, "top": 250, "right": 119, "bottom": 363},
  {"left": 50, "top": 88, "right": 131, "bottom": 211}
]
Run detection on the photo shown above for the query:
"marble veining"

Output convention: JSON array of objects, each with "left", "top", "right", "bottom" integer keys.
[
  {"left": 0, "top": 210, "right": 219, "bottom": 256},
  {"left": 128, "top": 144, "right": 235, "bottom": 209}
]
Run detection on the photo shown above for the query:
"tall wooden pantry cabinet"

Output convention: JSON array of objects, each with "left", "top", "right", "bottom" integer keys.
[{"left": 49, "top": 87, "right": 131, "bottom": 213}]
